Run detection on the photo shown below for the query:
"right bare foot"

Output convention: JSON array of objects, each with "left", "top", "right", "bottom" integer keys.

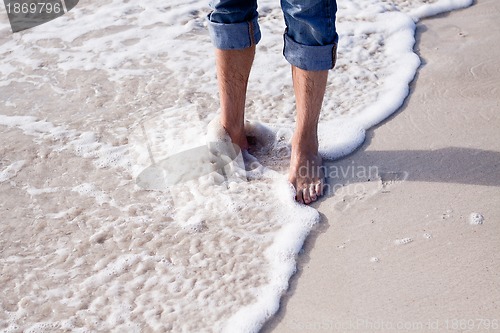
[{"left": 288, "top": 146, "right": 325, "bottom": 204}]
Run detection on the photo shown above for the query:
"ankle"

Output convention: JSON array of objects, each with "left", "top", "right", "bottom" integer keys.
[
  {"left": 219, "top": 118, "right": 248, "bottom": 149},
  {"left": 291, "top": 134, "right": 319, "bottom": 155}
]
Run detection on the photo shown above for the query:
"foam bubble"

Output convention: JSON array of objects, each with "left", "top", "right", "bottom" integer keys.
[
  {"left": 395, "top": 237, "right": 414, "bottom": 245},
  {"left": 469, "top": 212, "right": 484, "bottom": 225}
]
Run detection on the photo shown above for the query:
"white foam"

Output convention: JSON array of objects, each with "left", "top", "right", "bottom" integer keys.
[
  {"left": 71, "top": 183, "right": 114, "bottom": 206},
  {"left": 409, "top": 0, "right": 473, "bottom": 21},
  {"left": 0, "top": 160, "right": 25, "bottom": 183},
  {"left": 395, "top": 237, "right": 414, "bottom": 245},
  {"left": 25, "top": 186, "right": 60, "bottom": 196},
  {"left": 469, "top": 212, "right": 484, "bottom": 225},
  {"left": 318, "top": 119, "right": 366, "bottom": 159}
]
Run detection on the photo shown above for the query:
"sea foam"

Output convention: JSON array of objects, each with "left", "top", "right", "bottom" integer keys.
[{"left": 0, "top": 0, "right": 472, "bottom": 331}]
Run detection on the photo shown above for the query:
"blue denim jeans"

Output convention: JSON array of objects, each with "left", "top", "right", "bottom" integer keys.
[{"left": 207, "top": 0, "right": 338, "bottom": 71}]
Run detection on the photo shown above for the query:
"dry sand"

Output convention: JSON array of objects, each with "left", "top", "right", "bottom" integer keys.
[{"left": 264, "top": 0, "right": 500, "bottom": 332}]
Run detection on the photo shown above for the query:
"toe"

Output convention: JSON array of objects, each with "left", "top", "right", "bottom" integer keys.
[
  {"left": 295, "top": 189, "right": 304, "bottom": 204},
  {"left": 309, "top": 184, "right": 318, "bottom": 202},
  {"left": 315, "top": 181, "right": 323, "bottom": 197},
  {"left": 292, "top": 181, "right": 305, "bottom": 204},
  {"left": 302, "top": 187, "right": 311, "bottom": 204}
]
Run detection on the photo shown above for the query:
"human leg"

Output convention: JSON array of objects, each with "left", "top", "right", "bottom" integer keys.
[
  {"left": 281, "top": 0, "right": 338, "bottom": 203},
  {"left": 289, "top": 67, "right": 328, "bottom": 204},
  {"left": 215, "top": 46, "right": 255, "bottom": 150},
  {"left": 281, "top": 0, "right": 338, "bottom": 71},
  {"left": 207, "top": 0, "right": 261, "bottom": 150}
]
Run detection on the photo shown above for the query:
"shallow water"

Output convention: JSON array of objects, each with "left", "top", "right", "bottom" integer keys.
[{"left": 0, "top": 0, "right": 472, "bottom": 331}]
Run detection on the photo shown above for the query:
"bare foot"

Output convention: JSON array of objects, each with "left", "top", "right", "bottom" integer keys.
[
  {"left": 288, "top": 146, "right": 325, "bottom": 204},
  {"left": 220, "top": 121, "right": 249, "bottom": 151}
]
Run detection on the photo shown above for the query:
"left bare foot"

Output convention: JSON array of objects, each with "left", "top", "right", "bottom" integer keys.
[{"left": 288, "top": 144, "right": 325, "bottom": 204}]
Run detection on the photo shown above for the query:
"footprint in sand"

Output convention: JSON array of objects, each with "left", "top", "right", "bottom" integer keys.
[{"left": 379, "top": 171, "right": 409, "bottom": 192}]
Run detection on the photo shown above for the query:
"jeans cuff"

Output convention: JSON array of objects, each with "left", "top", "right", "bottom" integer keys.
[
  {"left": 207, "top": 15, "right": 261, "bottom": 50},
  {"left": 283, "top": 33, "right": 338, "bottom": 71}
]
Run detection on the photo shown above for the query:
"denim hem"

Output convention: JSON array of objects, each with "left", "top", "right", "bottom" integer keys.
[
  {"left": 283, "top": 33, "right": 338, "bottom": 71},
  {"left": 207, "top": 15, "right": 261, "bottom": 50}
]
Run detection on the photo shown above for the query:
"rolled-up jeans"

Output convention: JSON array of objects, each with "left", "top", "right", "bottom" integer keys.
[{"left": 207, "top": 0, "right": 338, "bottom": 71}]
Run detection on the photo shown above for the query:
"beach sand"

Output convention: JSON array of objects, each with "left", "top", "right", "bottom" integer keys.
[
  {"left": 264, "top": 0, "right": 500, "bottom": 332},
  {"left": 1, "top": 0, "right": 498, "bottom": 331}
]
